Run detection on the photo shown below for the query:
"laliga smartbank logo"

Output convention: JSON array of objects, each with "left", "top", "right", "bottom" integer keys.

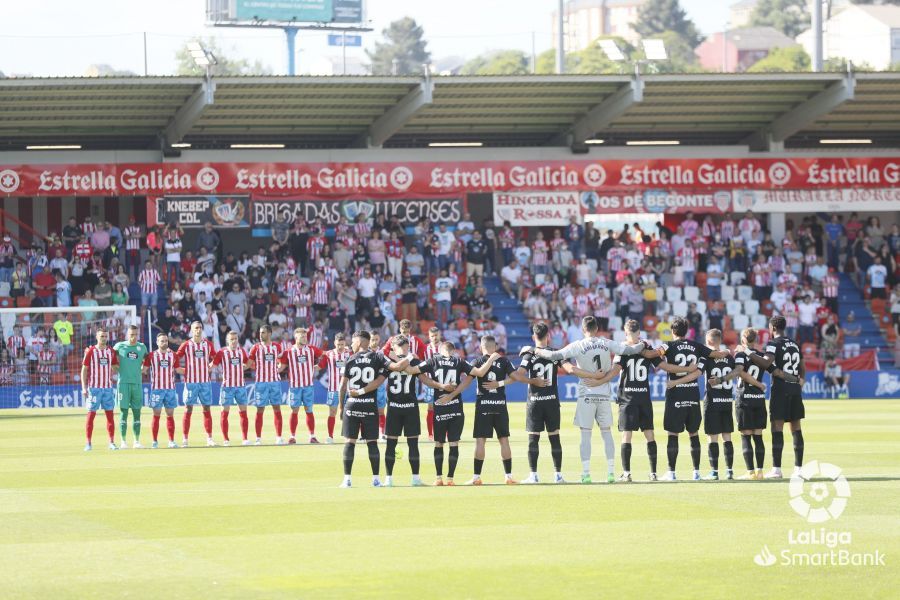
[{"left": 753, "top": 461, "right": 886, "bottom": 568}]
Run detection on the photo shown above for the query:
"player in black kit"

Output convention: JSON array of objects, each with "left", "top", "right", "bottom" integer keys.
[
  {"left": 699, "top": 329, "right": 736, "bottom": 481},
  {"left": 746, "top": 316, "right": 805, "bottom": 479},
  {"left": 338, "top": 330, "right": 410, "bottom": 488},
  {"left": 407, "top": 341, "right": 497, "bottom": 486},
  {"left": 713, "top": 328, "right": 769, "bottom": 480},
  {"left": 589, "top": 320, "right": 692, "bottom": 482},
  {"left": 657, "top": 317, "right": 728, "bottom": 482},
  {"left": 382, "top": 336, "right": 453, "bottom": 487}
]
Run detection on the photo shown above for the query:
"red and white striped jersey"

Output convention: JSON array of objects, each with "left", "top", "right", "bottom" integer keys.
[
  {"left": 249, "top": 342, "right": 281, "bottom": 383},
  {"left": 380, "top": 335, "right": 426, "bottom": 359},
  {"left": 308, "top": 326, "right": 323, "bottom": 348},
  {"left": 424, "top": 342, "right": 441, "bottom": 360},
  {"left": 0, "top": 364, "right": 12, "bottom": 384},
  {"left": 37, "top": 349, "right": 55, "bottom": 374},
  {"left": 144, "top": 349, "right": 176, "bottom": 389},
  {"left": 306, "top": 236, "right": 326, "bottom": 261},
  {"left": 549, "top": 237, "right": 566, "bottom": 254},
  {"left": 6, "top": 335, "right": 25, "bottom": 356},
  {"left": 139, "top": 268, "right": 161, "bottom": 294},
  {"left": 312, "top": 279, "right": 330, "bottom": 305},
  {"left": 317, "top": 348, "right": 351, "bottom": 392},
  {"left": 822, "top": 274, "right": 839, "bottom": 298},
  {"left": 322, "top": 265, "right": 339, "bottom": 288},
  {"left": 175, "top": 339, "right": 214, "bottom": 383},
  {"left": 678, "top": 246, "right": 696, "bottom": 269},
  {"left": 574, "top": 294, "right": 591, "bottom": 318},
  {"left": 499, "top": 228, "right": 516, "bottom": 249},
  {"left": 286, "top": 278, "right": 302, "bottom": 301},
  {"left": 74, "top": 242, "right": 92, "bottom": 263},
  {"left": 720, "top": 220, "right": 735, "bottom": 241},
  {"left": 81, "top": 222, "right": 96, "bottom": 235},
  {"left": 125, "top": 226, "right": 142, "bottom": 251},
  {"left": 280, "top": 344, "right": 323, "bottom": 388},
  {"left": 83, "top": 345, "right": 117, "bottom": 388},
  {"left": 752, "top": 263, "right": 770, "bottom": 287},
  {"left": 608, "top": 247, "right": 626, "bottom": 271},
  {"left": 354, "top": 222, "right": 371, "bottom": 239},
  {"left": 213, "top": 347, "right": 249, "bottom": 387},
  {"left": 29, "top": 335, "right": 46, "bottom": 356},
  {"left": 295, "top": 293, "right": 311, "bottom": 320}
]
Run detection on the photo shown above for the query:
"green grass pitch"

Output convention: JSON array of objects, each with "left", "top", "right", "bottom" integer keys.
[{"left": 2, "top": 400, "right": 898, "bottom": 599}]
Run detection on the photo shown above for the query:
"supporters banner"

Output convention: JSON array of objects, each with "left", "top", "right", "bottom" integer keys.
[
  {"left": 152, "top": 195, "right": 250, "bottom": 228},
  {"left": 731, "top": 187, "right": 900, "bottom": 213},
  {"left": 580, "top": 189, "right": 734, "bottom": 215},
  {"left": 1, "top": 156, "right": 898, "bottom": 197},
  {"left": 5, "top": 369, "right": 899, "bottom": 408},
  {"left": 493, "top": 191, "right": 582, "bottom": 225},
  {"left": 250, "top": 195, "right": 463, "bottom": 227}
]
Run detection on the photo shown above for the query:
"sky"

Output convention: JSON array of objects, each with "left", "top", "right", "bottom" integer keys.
[{"left": 0, "top": 0, "right": 731, "bottom": 77}]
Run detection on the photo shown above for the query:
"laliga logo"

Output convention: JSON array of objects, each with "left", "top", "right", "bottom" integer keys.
[
  {"left": 768, "top": 161, "right": 792, "bottom": 186},
  {"left": 390, "top": 166, "right": 413, "bottom": 191},
  {"left": 582, "top": 164, "right": 606, "bottom": 187},
  {"left": 789, "top": 460, "right": 851, "bottom": 523},
  {"left": 195, "top": 166, "right": 220, "bottom": 192},
  {"left": 0, "top": 169, "right": 21, "bottom": 194}
]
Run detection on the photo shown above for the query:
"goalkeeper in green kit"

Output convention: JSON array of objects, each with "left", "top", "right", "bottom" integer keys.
[{"left": 114, "top": 325, "right": 149, "bottom": 449}]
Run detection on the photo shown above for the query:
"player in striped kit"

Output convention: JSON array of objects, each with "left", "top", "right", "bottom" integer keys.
[
  {"left": 279, "top": 326, "right": 324, "bottom": 444},
  {"left": 211, "top": 330, "right": 251, "bottom": 446},
  {"left": 317, "top": 332, "right": 350, "bottom": 443},
  {"left": 175, "top": 322, "right": 216, "bottom": 447},
  {"left": 422, "top": 326, "right": 442, "bottom": 440},
  {"left": 143, "top": 333, "right": 179, "bottom": 448},
  {"left": 82, "top": 327, "right": 119, "bottom": 451},
  {"left": 249, "top": 325, "right": 287, "bottom": 445}
]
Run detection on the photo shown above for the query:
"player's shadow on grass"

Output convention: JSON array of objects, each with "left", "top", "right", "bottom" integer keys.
[
  {"left": 0, "top": 413, "right": 87, "bottom": 420},
  {"left": 631, "top": 476, "right": 900, "bottom": 484}
]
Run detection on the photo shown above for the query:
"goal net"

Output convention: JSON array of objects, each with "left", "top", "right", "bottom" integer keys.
[{"left": 0, "top": 305, "right": 139, "bottom": 409}]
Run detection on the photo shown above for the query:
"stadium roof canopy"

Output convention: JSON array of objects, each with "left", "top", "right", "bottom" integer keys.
[{"left": 0, "top": 71, "right": 898, "bottom": 152}]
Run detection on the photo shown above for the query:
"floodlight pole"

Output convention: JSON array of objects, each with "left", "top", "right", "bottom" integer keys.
[
  {"left": 812, "top": 0, "right": 823, "bottom": 72},
  {"left": 285, "top": 26, "right": 299, "bottom": 75},
  {"left": 556, "top": 0, "right": 565, "bottom": 74}
]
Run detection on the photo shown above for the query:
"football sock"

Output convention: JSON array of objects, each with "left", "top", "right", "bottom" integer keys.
[
  {"left": 272, "top": 407, "right": 283, "bottom": 437},
  {"left": 741, "top": 434, "right": 754, "bottom": 470},
  {"left": 378, "top": 414, "right": 386, "bottom": 434},
  {"left": 131, "top": 408, "right": 141, "bottom": 440},
  {"left": 434, "top": 446, "right": 444, "bottom": 476},
  {"left": 647, "top": 440, "right": 658, "bottom": 473},
  {"left": 220, "top": 411, "right": 229, "bottom": 440},
  {"left": 474, "top": 457, "right": 484, "bottom": 476},
  {"left": 183, "top": 407, "right": 193, "bottom": 438},
  {"left": 667, "top": 436, "right": 679, "bottom": 471},
  {"left": 104, "top": 410, "right": 115, "bottom": 442},
  {"left": 289, "top": 412, "right": 299, "bottom": 437},
  {"left": 426, "top": 410, "right": 434, "bottom": 437},
  {"left": 723, "top": 440, "right": 734, "bottom": 470},
  {"left": 527, "top": 434, "right": 540, "bottom": 472},
  {"left": 151, "top": 414, "right": 160, "bottom": 442},
  {"left": 792, "top": 430, "right": 804, "bottom": 467},
  {"left": 448, "top": 446, "right": 459, "bottom": 478},
  {"left": 549, "top": 433, "right": 563, "bottom": 472},
  {"left": 166, "top": 416, "right": 176, "bottom": 441},
  {"left": 752, "top": 433, "right": 765, "bottom": 470},
  {"left": 601, "top": 427, "right": 615, "bottom": 472},
  {"left": 239, "top": 411, "right": 248, "bottom": 440},
  {"left": 690, "top": 436, "right": 701, "bottom": 470},
  {"left": 119, "top": 407, "right": 129, "bottom": 440},
  {"left": 86, "top": 411, "right": 96, "bottom": 442},
  {"left": 621, "top": 442, "right": 632, "bottom": 473},
  {"left": 772, "top": 430, "right": 784, "bottom": 468},
  {"left": 306, "top": 412, "right": 315, "bottom": 435},
  {"left": 408, "top": 438, "right": 420, "bottom": 475},
  {"left": 367, "top": 441, "right": 380, "bottom": 475},
  {"left": 579, "top": 428, "right": 592, "bottom": 472},
  {"left": 202, "top": 407, "right": 212, "bottom": 437},
  {"left": 385, "top": 438, "right": 397, "bottom": 476},
  {"left": 342, "top": 442, "right": 355, "bottom": 476},
  {"left": 255, "top": 410, "right": 264, "bottom": 438},
  {"left": 327, "top": 416, "right": 336, "bottom": 438},
  {"left": 502, "top": 458, "right": 512, "bottom": 476},
  {"left": 708, "top": 442, "right": 720, "bottom": 471}
]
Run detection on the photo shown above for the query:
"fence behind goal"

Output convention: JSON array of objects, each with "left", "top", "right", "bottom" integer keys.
[{"left": 0, "top": 305, "right": 138, "bottom": 409}]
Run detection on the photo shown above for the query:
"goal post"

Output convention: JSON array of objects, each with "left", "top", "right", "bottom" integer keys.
[{"left": 0, "top": 304, "right": 138, "bottom": 409}]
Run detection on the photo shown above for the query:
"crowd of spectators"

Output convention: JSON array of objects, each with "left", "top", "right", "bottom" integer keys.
[{"left": 0, "top": 207, "right": 898, "bottom": 386}]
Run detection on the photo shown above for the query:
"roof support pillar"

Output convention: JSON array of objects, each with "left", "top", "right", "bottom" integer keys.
[
  {"left": 355, "top": 75, "right": 433, "bottom": 148},
  {"left": 161, "top": 80, "right": 215, "bottom": 147}
]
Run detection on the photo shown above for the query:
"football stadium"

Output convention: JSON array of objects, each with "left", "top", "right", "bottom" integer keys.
[{"left": 1, "top": 1, "right": 899, "bottom": 598}]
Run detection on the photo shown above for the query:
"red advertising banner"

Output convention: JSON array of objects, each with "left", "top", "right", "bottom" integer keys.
[{"left": 0, "top": 157, "right": 898, "bottom": 197}]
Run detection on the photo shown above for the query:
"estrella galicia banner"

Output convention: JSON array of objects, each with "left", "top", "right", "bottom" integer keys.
[
  {"left": 251, "top": 195, "right": 463, "bottom": 229},
  {"left": 6, "top": 370, "right": 899, "bottom": 409},
  {"left": 154, "top": 195, "right": 250, "bottom": 228}
]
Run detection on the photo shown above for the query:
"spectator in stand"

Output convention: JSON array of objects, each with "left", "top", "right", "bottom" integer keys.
[
  {"left": 55, "top": 272, "right": 72, "bottom": 308},
  {"left": 226, "top": 305, "right": 247, "bottom": 339},
  {"left": 32, "top": 267, "right": 55, "bottom": 306},
  {"left": 822, "top": 268, "right": 840, "bottom": 314},
  {"left": 866, "top": 216, "right": 885, "bottom": 250},
  {"left": 706, "top": 255, "right": 723, "bottom": 302},
  {"left": 824, "top": 214, "right": 843, "bottom": 269},
  {"left": 163, "top": 227, "right": 183, "bottom": 289},
  {"left": 197, "top": 221, "right": 222, "bottom": 262},
  {"left": 686, "top": 303, "right": 703, "bottom": 340},
  {"left": 681, "top": 211, "right": 699, "bottom": 239},
  {"left": 891, "top": 283, "right": 900, "bottom": 332},
  {"left": 367, "top": 230, "right": 386, "bottom": 275},
  {"left": 824, "top": 356, "right": 850, "bottom": 398},
  {"left": 385, "top": 231, "right": 404, "bottom": 282},
  {"left": 888, "top": 223, "right": 900, "bottom": 255},
  {"left": 738, "top": 210, "right": 761, "bottom": 244},
  {"left": 124, "top": 216, "right": 142, "bottom": 280},
  {"left": 53, "top": 314, "right": 74, "bottom": 357},
  {"left": 146, "top": 226, "right": 163, "bottom": 268},
  {"left": 434, "top": 269, "right": 454, "bottom": 327},
  {"left": 90, "top": 222, "right": 110, "bottom": 255},
  {"left": 797, "top": 294, "right": 819, "bottom": 347},
  {"left": 877, "top": 244, "right": 897, "bottom": 289},
  {"left": 820, "top": 313, "right": 842, "bottom": 357},
  {"left": 357, "top": 268, "right": 377, "bottom": 317},
  {"left": 48, "top": 248, "right": 68, "bottom": 278},
  {"left": 466, "top": 230, "right": 487, "bottom": 279},
  {"left": 868, "top": 255, "right": 889, "bottom": 300},
  {"left": 0, "top": 235, "right": 17, "bottom": 284},
  {"left": 565, "top": 215, "right": 584, "bottom": 258},
  {"left": 678, "top": 238, "right": 697, "bottom": 287}
]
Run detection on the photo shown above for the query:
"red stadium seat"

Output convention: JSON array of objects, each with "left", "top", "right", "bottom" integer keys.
[
  {"left": 762, "top": 301, "right": 774, "bottom": 316},
  {"left": 0, "top": 296, "right": 10, "bottom": 308},
  {"left": 723, "top": 330, "right": 738, "bottom": 346},
  {"left": 418, "top": 320, "right": 435, "bottom": 335},
  {"left": 757, "top": 330, "right": 770, "bottom": 347},
  {"left": 451, "top": 303, "right": 469, "bottom": 317},
  {"left": 801, "top": 343, "right": 818, "bottom": 359},
  {"left": 871, "top": 299, "right": 886, "bottom": 317},
  {"left": 643, "top": 315, "right": 658, "bottom": 332},
  {"left": 695, "top": 272, "right": 707, "bottom": 290}
]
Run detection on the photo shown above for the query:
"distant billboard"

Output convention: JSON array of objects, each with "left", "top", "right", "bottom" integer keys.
[{"left": 207, "top": 0, "right": 363, "bottom": 24}]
